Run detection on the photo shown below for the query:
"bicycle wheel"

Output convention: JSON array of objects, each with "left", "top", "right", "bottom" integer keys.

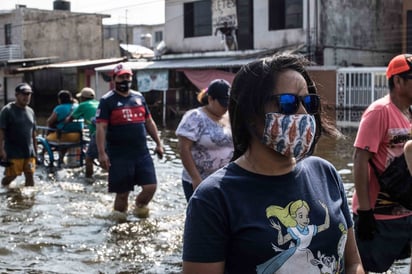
[{"left": 37, "top": 142, "right": 53, "bottom": 167}]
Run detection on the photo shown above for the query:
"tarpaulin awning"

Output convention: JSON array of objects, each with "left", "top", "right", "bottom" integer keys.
[{"left": 179, "top": 69, "right": 235, "bottom": 90}]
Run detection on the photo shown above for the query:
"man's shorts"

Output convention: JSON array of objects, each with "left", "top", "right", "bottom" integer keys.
[
  {"left": 108, "top": 152, "right": 157, "bottom": 193},
  {"left": 4, "top": 158, "right": 36, "bottom": 177},
  {"left": 86, "top": 134, "right": 98, "bottom": 159},
  {"left": 353, "top": 214, "right": 412, "bottom": 272}
]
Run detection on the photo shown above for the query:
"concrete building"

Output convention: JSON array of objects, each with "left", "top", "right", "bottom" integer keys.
[
  {"left": 93, "top": 0, "right": 405, "bottom": 127},
  {"left": 0, "top": 3, "right": 109, "bottom": 62},
  {"left": 0, "top": 1, "right": 118, "bottom": 111},
  {"left": 104, "top": 23, "right": 164, "bottom": 50},
  {"left": 164, "top": 0, "right": 402, "bottom": 66}
]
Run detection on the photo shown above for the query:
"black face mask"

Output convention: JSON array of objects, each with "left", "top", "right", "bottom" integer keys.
[{"left": 115, "top": 80, "right": 132, "bottom": 93}]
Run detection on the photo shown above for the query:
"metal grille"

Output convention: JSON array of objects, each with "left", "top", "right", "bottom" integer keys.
[{"left": 336, "top": 67, "right": 387, "bottom": 127}]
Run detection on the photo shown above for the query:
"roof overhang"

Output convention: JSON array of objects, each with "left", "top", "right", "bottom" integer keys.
[
  {"left": 14, "top": 57, "right": 127, "bottom": 72},
  {"left": 94, "top": 56, "right": 258, "bottom": 73}
]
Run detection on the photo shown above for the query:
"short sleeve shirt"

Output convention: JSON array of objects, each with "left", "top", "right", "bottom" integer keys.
[
  {"left": 175, "top": 108, "right": 233, "bottom": 183},
  {"left": 0, "top": 102, "right": 36, "bottom": 158},
  {"left": 95, "top": 90, "right": 151, "bottom": 156},
  {"left": 183, "top": 157, "right": 353, "bottom": 274},
  {"left": 352, "top": 94, "right": 412, "bottom": 218},
  {"left": 53, "top": 103, "right": 75, "bottom": 128},
  {"left": 71, "top": 99, "right": 99, "bottom": 134}
]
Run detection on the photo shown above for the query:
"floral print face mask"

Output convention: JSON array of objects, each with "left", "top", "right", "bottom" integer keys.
[{"left": 262, "top": 113, "right": 316, "bottom": 160}]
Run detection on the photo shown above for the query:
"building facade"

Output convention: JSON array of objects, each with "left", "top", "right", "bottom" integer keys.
[
  {"left": 0, "top": 5, "right": 109, "bottom": 62},
  {"left": 104, "top": 23, "right": 164, "bottom": 50},
  {"left": 0, "top": 3, "right": 112, "bottom": 110},
  {"left": 165, "top": 0, "right": 402, "bottom": 66}
]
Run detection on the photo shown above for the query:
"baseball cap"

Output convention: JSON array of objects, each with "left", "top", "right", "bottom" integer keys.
[
  {"left": 112, "top": 62, "right": 133, "bottom": 77},
  {"left": 76, "top": 87, "right": 95, "bottom": 99},
  {"left": 206, "top": 79, "right": 231, "bottom": 107},
  {"left": 15, "top": 83, "right": 32, "bottom": 94},
  {"left": 386, "top": 54, "right": 412, "bottom": 79}
]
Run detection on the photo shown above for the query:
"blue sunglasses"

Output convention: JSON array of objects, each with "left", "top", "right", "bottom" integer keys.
[{"left": 269, "top": 93, "right": 320, "bottom": 115}]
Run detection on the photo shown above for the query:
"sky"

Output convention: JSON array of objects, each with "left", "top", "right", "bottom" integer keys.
[{"left": 0, "top": 0, "right": 165, "bottom": 25}]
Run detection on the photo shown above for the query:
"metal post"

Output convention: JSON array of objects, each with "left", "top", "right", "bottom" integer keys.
[{"left": 163, "top": 89, "right": 167, "bottom": 128}]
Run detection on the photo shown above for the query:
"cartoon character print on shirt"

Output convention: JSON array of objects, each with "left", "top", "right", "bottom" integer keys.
[{"left": 256, "top": 200, "right": 344, "bottom": 274}]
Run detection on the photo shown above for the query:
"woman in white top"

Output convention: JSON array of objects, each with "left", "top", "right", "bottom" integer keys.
[{"left": 176, "top": 79, "right": 234, "bottom": 201}]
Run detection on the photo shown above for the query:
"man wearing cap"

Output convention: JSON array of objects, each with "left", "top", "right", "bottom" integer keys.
[
  {"left": 96, "top": 62, "right": 164, "bottom": 219},
  {"left": 67, "top": 87, "right": 99, "bottom": 180},
  {"left": 352, "top": 54, "right": 412, "bottom": 273},
  {"left": 0, "top": 83, "right": 37, "bottom": 187}
]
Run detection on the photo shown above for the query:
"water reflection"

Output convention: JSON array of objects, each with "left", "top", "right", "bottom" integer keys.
[{"left": 0, "top": 126, "right": 409, "bottom": 273}]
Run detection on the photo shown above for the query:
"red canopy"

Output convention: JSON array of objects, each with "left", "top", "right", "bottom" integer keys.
[{"left": 180, "top": 69, "right": 235, "bottom": 90}]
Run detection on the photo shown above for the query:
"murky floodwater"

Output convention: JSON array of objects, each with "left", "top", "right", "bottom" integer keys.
[{"left": 0, "top": 126, "right": 409, "bottom": 274}]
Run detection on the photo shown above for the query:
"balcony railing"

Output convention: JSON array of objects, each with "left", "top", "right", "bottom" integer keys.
[{"left": 0, "top": 44, "right": 22, "bottom": 60}]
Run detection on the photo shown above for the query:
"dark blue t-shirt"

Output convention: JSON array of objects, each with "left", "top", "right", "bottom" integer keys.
[
  {"left": 96, "top": 90, "right": 151, "bottom": 157},
  {"left": 183, "top": 156, "right": 353, "bottom": 274}
]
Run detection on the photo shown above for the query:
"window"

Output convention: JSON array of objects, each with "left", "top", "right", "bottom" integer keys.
[
  {"left": 154, "top": 31, "right": 163, "bottom": 43},
  {"left": 184, "top": 0, "right": 212, "bottom": 38},
  {"left": 269, "top": 0, "right": 302, "bottom": 30},
  {"left": 5, "top": 24, "right": 11, "bottom": 45}
]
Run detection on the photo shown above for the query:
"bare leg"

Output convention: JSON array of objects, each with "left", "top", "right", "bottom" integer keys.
[
  {"left": 114, "top": 192, "right": 129, "bottom": 212},
  {"left": 1, "top": 175, "right": 17, "bottom": 186},
  {"left": 134, "top": 184, "right": 156, "bottom": 218},
  {"left": 85, "top": 157, "right": 93, "bottom": 178},
  {"left": 24, "top": 172, "right": 34, "bottom": 186},
  {"left": 58, "top": 148, "right": 68, "bottom": 166},
  {"left": 136, "top": 184, "right": 157, "bottom": 207},
  {"left": 224, "top": 38, "right": 229, "bottom": 51}
]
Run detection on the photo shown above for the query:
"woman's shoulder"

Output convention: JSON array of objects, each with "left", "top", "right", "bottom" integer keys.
[
  {"left": 55, "top": 103, "right": 72, "bottom": 108},
  {"left": 196, "top": 163, "right": 247, "bottom": 189},
  {"left": 183, "top": 107, "right": 204, "bottom": 117},
  {"left": 177, "top": 108, "right": 205, "bottom": 127},
  {"left": 300, "top": 156, "right": 336, "bottom": 171}
]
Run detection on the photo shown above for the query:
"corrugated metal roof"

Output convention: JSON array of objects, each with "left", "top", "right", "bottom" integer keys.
[
  {"left": 94, "top": 56, "right": 258, "bottom": 72},
  {"left": 14, "top": 57, "right": 127, "bottom": 72}
]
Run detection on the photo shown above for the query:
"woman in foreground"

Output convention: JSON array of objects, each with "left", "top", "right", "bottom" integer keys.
[{"left": 182, "top": 54, "right": 364, "bottom": 274}]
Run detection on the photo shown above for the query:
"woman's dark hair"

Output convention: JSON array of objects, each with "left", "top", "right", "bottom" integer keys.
[
  {"left": 58, "top": 90, "right": 73, "bottom": 104},
  {"left": 229, "top": 53, "right": 341, "bottom": 160}
]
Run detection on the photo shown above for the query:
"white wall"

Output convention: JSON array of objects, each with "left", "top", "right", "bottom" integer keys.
[
  {"left": 165, "top": 0, "right": 224, "bottom": 52},
  {"left": 253, "top": 0, "right": 309, "bottom": 49},
  {"left": 165, "top": 0, "right": 315, "bottom": 52}
]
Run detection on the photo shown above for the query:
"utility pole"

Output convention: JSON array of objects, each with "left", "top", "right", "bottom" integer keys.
[{"left": 125, "top": 9, "right": 129, "bottom": 46}]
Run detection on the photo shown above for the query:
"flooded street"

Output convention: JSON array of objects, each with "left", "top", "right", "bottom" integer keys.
[{"left": 0, "top": 126, "right": 410, "bottom": 274}]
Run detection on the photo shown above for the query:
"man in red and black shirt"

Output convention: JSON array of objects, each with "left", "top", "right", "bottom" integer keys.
[{"left": 96, "top": 62, "right": 164, "bottom": 220}]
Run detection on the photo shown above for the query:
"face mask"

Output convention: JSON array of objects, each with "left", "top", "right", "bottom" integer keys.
[
  {"left": 115, "top": 80, "right": 132, "bottom": 93},
  {"left": 262, "top": 113, "right": 316, "bottom": 160}
]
